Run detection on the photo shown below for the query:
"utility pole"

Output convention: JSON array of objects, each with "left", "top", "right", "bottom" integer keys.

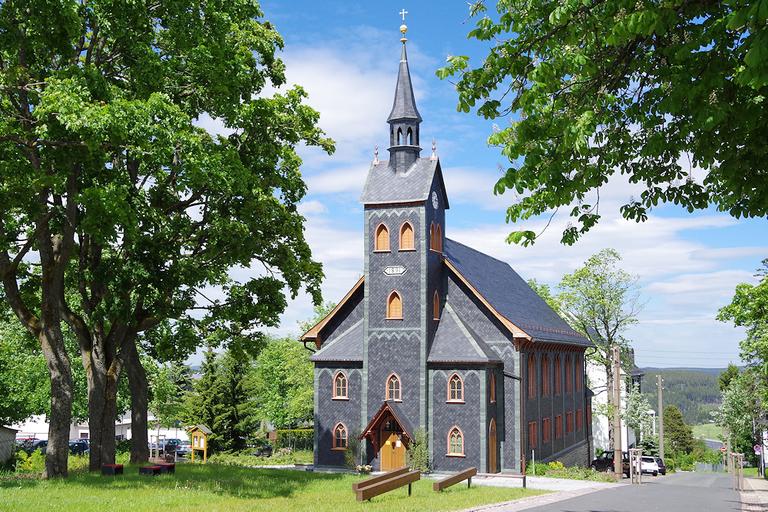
[
  {"left": 613, "top": 346, "right": 623, "bottom": 478},
  {"left": 657, "top": 374, "right": 665, "bottom": 461}
]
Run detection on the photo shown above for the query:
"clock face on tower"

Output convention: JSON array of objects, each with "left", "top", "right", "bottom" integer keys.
[{"left": 431, "top": 191, "right": 438, "bottom": 210}]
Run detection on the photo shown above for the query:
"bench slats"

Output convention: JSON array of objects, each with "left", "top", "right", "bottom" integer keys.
[
  {"left": 433, "top": 467, "right": 477, "bottom": 492},
  {"left": 352, "top": 466, "right": 409, "bottom": 491},
  {"left": 356, "top": 470, "right": 421, "bottom": 501}
]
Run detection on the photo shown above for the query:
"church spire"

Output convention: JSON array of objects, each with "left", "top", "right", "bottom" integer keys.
[{"left": 387, "top": 12, "right": 422, "bottom": 172}]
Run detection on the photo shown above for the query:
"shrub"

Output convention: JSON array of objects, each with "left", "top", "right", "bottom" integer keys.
[
  {"left": 408, "top": 428, "right": 430, "bottom": 472},
  {"left": 344, "top": 432, "right": 361, "bottom": 470},
  {"left": 15, "top": 450, "right": 45, "bottom": 473},
  {"left": 526, "top": 461, "right": 549, "bottom": 476},
  {"left": 547, "top": 461, "right": 565, "bottom": 471},
  {"left": 274, "top": 429, "right": 313, "bottom": 451},
  {"left": 116, "top": 439, "right": 132, "bottom": 454}
]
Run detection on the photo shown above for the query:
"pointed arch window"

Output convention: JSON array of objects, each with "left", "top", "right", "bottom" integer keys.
[
  {"left": 406, "top": 127, "right": 413, "bottom": 145},
  {"left": 399, "top": 222, "right": 415, "bottom": 250},
  {"left": 332, "top": 371, "right": 348, "bottom": 400},
  {"left": 554, "top": 355, "right": 562, "bottom": 395},
  {"left": 375, "top": 223, "right": 390, "bottom": 252},
  {"left": 386, "top": 373, "right": 402, "bottom": 401},
  {"left": 436, "top": 224, "right": 443, "bottom": 252},
  {"left": 386, "top": 291, "right": 403, "bottom": 320},
  {"left": 541, "top": 354, "right": 550, "bottom": 396},
  {"left": 332, "top": 423, "right": 348, "bottom": 450},
  {"left": 397, "top": 127, "right": 403, "bottom": 145},
  {"left": 433, "top": 290, "right": 440, "bottom": 320},
  {"left": 490, "top": 372, "right": 496, "bottom": 403},
  {"left": 447, "top": 427, "right": 464, "bottom": 456},
  {"left": 447, "top": 373, "right": 464, "bottom": 403}
]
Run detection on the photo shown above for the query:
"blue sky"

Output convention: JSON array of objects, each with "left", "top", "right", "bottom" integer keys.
[{"left": 201, "top": 1, "right": 767, "bottom": 368}]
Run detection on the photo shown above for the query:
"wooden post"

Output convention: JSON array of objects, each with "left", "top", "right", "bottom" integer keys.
[
  {"left": 657, "top": 375, "right": 665, "bottom": 462},
  {"left": 613, "top": 346, "right": 623, "bottom": 478}
]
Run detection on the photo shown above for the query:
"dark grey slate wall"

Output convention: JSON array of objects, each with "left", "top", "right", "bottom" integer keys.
[
  {"left": 314, "top": 365, "right": 363, "bottom": 467},
  {"left": 320, "top": 287, "right": 364, "bottom": 343},
  {"left": 446, "top": 273, "right": 512, "bottom": 342},
  {"left": 430, "top": 369, "right": 482, "bottom": 472},
  {"left": 524, "top": 348, "right": 588, "bottom": 466}
]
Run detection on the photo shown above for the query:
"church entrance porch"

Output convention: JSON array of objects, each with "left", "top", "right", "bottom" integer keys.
[
  {"left": 379, "top": 418, "right": 407, "bottom": 470},
  {"left": 360, "top": 402, "right": 414, "bottom": 470}
]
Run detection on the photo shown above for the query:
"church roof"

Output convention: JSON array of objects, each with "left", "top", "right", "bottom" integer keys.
[
  {"left": 309, "top": 319, "right": 363, "bottom": 362},
  {"left": 443, "top": 238, "right": 589, "bottom": 346},
  {"left": 387, "top": 43, "right": 421, "bottom": 122},
  {"left": 428, "top": 303, "right": 501, "bottom": 364},
  {"left": 359, "top": 158, "right": 449, "bottom": 207}
]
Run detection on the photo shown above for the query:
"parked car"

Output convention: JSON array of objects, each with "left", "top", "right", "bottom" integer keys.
[
  {"left": 68, "top": 439, "right": 89, "bottom": 455},
  {"left": 640, "top": 456, "right": 660, "bottom": 476},
  {"left": 174, "top": 441, "right": 191, "bottom": 457},
  {"left": 163, "top": 438, "right": 183, "bottom": 454},
  {"left": 590, "top": 451, "right": 630, "bottom": 476},
  {"left": 655, "top": 457, "right": 667, "bottom": 475},
  {"left": 22, "top": 439, "right": 48, "bottom": 455}
]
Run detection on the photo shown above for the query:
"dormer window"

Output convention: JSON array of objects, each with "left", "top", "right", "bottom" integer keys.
[
  {"left": 399, "top": 222, "right": 415, "bottom": 250},
  {"left": 386, "top": 291, "right": 403, "bottom": 320},
  {"left": 375, "top": 223, "right": 390, "bottom": 252}
]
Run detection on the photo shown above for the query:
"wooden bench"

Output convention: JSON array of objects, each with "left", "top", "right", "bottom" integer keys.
[
  {"left": 156, "top": 462, "right": 175, "bottom": 474},
  {"left": 433, "top": 467, "right": 477, "bottom": 492},
  {"left": 101, "top": 463, "right": 124, "bottom": 476},
  {"left": 352, "top": 467, "right": 409, "bottom": 492},
  {"left": 139, "top": 465, "right": 163, "bottom": 476},
  {"left": 355, "top": 469, "right": 421, "bottom": 501}
]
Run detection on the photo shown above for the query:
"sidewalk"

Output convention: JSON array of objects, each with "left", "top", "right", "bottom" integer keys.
[
  {"left": 472, "top": 473, "right": 620, "bottom": 492},
  {"left": 742, "top": 477, "right": 768, "bottom": 512},
  {"left": 461, "top": 485, "right": 617, "bottom": 512}
]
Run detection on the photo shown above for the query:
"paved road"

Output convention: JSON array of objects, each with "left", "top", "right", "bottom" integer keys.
[{"left": 519, "top": 472, "right": 741, "bottom": 512}]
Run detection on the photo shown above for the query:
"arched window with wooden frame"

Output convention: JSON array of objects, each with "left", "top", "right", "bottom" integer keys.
[
  {"left": 385, "top": 373, "right": 402, "bottom": 401},
  {"left": 541, "top": 354, "right": 550, "bottom": 396},
  {"left": 429, "top": 222, "right": 435, "bottom": 250},
  {"left": 435, "top": 224, "right": 443, "bottom": 252},
  {"left": 432, "top": 290, "right": 440, "bottom": 320},
  {"left": 332, "top": 423, "right": 348, "bottom": 450},
  {"left": 447, "top": 373, "right": 464, "bottom": 403},
  {"left": 399, "top": 221, "right": 415, "bottom": 250},
  {"left": 489, "top": 372, "right": 497, "bottom": 403},
  {"left": 447, "top": 426, "right": 464, "bottom": 456},
  {"left": 565, "top": 355, "right": 573, "bottom": 393},
  {"left": 374, "top": 223, "right": 390, "bottom": 252},
  {"left": 332, "top": 371, "right": 348, "bottom": 400},
  {"left": 554, "top": 355, "right": 562, "bottom": 395},
  {"left": 386, "top": 291, "right": 403, "bottom": 320},
  {"left": 527, "top": 353, "right": 536, "bottom": 399}
]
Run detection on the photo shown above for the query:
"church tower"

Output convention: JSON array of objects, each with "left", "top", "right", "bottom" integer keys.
[{"left": 358, "top": 19, "right": 449, "bottom": 470}]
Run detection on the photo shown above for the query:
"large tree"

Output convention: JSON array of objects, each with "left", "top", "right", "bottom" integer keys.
[
  {"left": 663, "top": 404, "right": 695, "bottom": 455},
  {"left": 0, "top": 0, "right": 330, "bottom": 476},
  {"left": 540, "top": 249, "right": 641, "bottom": 447},
  {"left": 439, "top": 0, "right": 768, "bottom": 246}
]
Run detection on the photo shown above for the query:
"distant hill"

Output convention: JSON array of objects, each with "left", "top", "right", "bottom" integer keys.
[{"left": 640, "top": 368, "right": 724, "bottom": 425}]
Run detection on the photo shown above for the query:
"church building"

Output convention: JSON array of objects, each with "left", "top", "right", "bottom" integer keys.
[{"left": 300, "top": 23, "right": 592, "bottom": 474}]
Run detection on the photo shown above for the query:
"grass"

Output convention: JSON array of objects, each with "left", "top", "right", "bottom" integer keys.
[
  {"left": 692, "top": 423, "right": 723, "bottom": 440},
  {"left": 743, "top": 467, "right": 759, "bottom": 478},
  {"left": 0, "top": 464, "right": 546, "bottom": 512}
]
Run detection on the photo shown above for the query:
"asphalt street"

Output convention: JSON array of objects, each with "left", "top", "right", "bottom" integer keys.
[{"left": 522, "top": 472, "right": 742, "bottom": 512}]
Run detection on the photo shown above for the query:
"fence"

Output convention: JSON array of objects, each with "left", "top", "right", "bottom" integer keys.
[{"left": 274, "top": 429, "right": 313, "bottom": 451}]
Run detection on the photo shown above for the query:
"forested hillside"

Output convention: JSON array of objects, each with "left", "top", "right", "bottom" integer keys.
[{"left": 641, "top": 368, "right": 723, "bottom": 425}]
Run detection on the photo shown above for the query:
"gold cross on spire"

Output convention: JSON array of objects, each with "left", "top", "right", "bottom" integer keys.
[{"left": 399, "top": 8, "right": 409, "bottom": 41}]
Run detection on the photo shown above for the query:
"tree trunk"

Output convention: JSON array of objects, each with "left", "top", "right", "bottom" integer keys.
[
  {"left": 126, "top": 342, "right": 149, "bottom": 464},
  {"left": 85, "top": 358, "right": 119, "bottom": 471},
  {"left": 39, "top": 324, "right": 74, "bottom": 478}
]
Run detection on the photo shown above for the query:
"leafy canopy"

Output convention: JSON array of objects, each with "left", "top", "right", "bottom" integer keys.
[{"left": 439, "top": 0, "right": 768, "bottom": 245}]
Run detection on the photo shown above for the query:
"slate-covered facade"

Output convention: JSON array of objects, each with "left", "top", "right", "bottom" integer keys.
[{"left": 301, "top": 27, "right": 592, "bottom": 473}]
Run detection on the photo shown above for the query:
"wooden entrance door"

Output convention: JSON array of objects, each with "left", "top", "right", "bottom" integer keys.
[
  {"left": 380, "top": 420, "right": 406, "bottom": 470},
  {"left": 488, "top": 418, "right": 498, "bottom": 473}
]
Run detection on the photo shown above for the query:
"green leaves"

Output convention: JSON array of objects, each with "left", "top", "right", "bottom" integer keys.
[{"left": 442, "top": 0, "right": 768, "bottom": 245}]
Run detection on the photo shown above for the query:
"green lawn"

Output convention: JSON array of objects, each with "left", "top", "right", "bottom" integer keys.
[
  {"left": 0, "top": 464, "right": 546, "bottom": 512},
  {"left": 692, "top": 423, "right": 723, "bottom": 440}
]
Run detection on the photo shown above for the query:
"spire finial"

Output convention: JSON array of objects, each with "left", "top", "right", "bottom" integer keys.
[
  {"left": 430, "top": 139, "right": 437, "bottom": 161},
  {"left": 373, "top": 145, "right": 380, "bottom": 165},
  {"left": 399, "top": 9, "right": 408, "bottom": 42}
]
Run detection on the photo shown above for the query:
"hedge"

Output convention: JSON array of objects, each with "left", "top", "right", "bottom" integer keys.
[{"left": 274, "top": 429, "right": 313, "bottom": 451}]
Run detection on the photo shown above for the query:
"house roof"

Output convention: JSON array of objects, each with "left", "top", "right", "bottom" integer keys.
[
  {"left": 300, "top": 276, "right": 364, "bottom": 344},
  {"left": 310, "top": 319, "right": 363, "bottom": 362},
  {"left": 443, "top": 238, "right": 589, "bottom": 346},
  {"left": 359, "top": 158, "right": 449, "bottom": 207},
  {"left": 428, "top": 303, "right": 501, "bottom": 364}
]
